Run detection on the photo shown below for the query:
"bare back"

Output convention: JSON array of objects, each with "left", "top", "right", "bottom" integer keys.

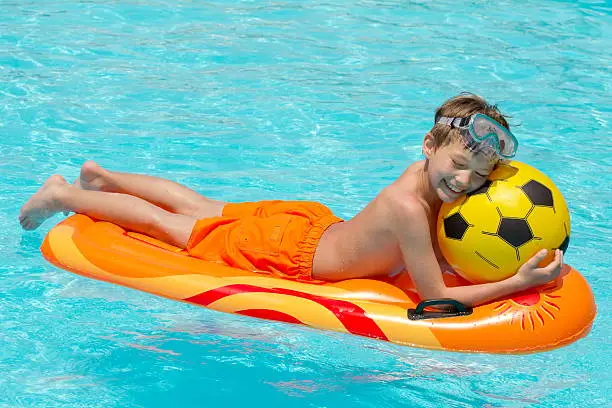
[{"left": 313, "top": 160, "right": 443, "bottom": 281}]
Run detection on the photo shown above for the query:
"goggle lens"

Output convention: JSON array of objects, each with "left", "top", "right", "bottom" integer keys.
[
  {"left": 470, "top": 114, "right": 517, "bottom": 158},
  {"left": 436, "top": 113, "right": 518, "bottom": 158}
]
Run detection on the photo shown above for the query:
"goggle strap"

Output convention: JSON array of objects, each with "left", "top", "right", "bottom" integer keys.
[
  {"left": 436, "top": 116, "right": 471, "bottom": 128},
  {"left": 436, "top": 116, "right": 455, "bottom": 126}
]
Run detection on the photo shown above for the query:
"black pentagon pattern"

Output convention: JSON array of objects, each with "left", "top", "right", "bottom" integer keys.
[
  {"left": 558, "top": 235, "right": 570, "bottom": 253},
  {"left": 521, "top": 180, "right": 553, "bottom": 207},
  {"left": 498, "top": 218, "right": 533, "bottom": 247},
  {"left": 443, "top": 212, "right": 470, "bottom": 240},
  {"left": 467, "top": 180, "right": 492, "bottom": 197}
]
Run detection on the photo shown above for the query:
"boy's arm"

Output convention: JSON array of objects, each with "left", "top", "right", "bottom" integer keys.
[{"left": 389, "top": 196, "right": 563, "bottom": 307}]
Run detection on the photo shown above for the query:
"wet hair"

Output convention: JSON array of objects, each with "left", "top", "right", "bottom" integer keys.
[{"left": 430, "top": 93, "right": 510, "bottom": 148}]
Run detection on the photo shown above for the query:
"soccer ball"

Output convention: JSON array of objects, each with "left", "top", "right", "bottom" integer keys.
[{"left": 436, "top": 161, "right": 570, "bottom": 283}]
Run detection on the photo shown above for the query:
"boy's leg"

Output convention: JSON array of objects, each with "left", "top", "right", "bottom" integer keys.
[
  {"left": 76, "top": 161, "right": 225, "bottom": 218},
  {"left": 20, "top": 175, "right": 196, "bottom": 248}
]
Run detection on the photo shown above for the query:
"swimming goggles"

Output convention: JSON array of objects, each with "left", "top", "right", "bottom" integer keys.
[{"left": 436, "top": 113, "right": 518, "bottom": 158}]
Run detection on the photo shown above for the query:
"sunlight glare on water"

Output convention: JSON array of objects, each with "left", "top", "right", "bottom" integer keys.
[{"left": 1, "top": 1, "right": 610, "bottom": 407}]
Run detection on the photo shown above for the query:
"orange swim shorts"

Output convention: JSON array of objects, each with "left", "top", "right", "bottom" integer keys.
[{"left": 186, "top": 200, "right": 343, "bottom": 280}]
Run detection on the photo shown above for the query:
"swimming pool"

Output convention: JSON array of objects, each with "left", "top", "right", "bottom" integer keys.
[{"left": 1, "top": 0, "right": 610, "bottom": 406}]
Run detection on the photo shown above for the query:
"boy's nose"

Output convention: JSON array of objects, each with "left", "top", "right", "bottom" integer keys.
[{"left": 455, "top": 171, "right": 472, "bottom": 187}]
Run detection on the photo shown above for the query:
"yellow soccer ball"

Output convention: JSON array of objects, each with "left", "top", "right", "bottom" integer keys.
[{"left": 436, "top": 161, "right": 571, "bottom": 283}]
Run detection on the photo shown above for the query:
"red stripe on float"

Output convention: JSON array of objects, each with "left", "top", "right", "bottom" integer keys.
[
  {"left": 185, "top": 284, "right": 388, "bottom": 341},
  {"left": 186, "top": 283, "right": 255, "bottom": 306},
  {"left": 236, "top": 309, "right": 304, "bottom": 324}
]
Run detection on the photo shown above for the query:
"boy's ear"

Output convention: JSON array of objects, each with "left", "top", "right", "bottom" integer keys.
[{"left": 422, "top": 132, "right": 437, "bottom": 158}]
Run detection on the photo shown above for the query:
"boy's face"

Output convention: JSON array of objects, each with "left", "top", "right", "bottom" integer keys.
[{"left": 424, "top": 135, "right": 498, "bottom": 203}]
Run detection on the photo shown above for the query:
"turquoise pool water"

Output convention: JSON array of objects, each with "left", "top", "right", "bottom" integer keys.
[{"left": 1, "top": 1, "right": 610, "bottom": 406}]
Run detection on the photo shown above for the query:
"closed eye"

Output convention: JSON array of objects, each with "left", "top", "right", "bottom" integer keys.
[{"left": 452, "top": 160, "right": 466, "bottom": 169}]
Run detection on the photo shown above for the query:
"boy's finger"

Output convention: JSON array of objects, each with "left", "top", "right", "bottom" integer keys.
[
  {"left": 542, "top": 251, "right": 562, "bottom": 273},
  {"left": 530, "top": 249, "right": 548, "bottom": 264},
  {"left": 523, "top": 249, "right": 548, "bottom": 271}
]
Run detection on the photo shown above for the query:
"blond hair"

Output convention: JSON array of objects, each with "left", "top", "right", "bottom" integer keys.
[{"left": 430, "top": 93, "right": 510, "bottom": 148}]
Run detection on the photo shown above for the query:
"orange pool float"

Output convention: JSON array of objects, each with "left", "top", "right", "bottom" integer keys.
[{"left": 41, "top": 214, "right": 596, "bottom": 354}]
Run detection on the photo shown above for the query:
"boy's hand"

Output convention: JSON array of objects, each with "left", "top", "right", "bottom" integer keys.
[{"left": 515, "top": 249, "right": 564, "bottom": 289}]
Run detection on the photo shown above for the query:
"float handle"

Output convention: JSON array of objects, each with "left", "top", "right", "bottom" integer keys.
[{"left": 407, "top": 298, "right": 473, "bottom": 320}]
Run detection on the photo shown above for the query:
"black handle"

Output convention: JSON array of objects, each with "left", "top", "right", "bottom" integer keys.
[{"left": 407, "top": 298, "right": 473, "bottom": 320}]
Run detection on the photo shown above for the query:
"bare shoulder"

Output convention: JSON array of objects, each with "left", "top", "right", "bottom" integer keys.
[
  {"left": 378, "top": 168, "right": 428, "bottom": 217},
  {"left": 379, "top": 184, "right": 424, "bottom": 214}
]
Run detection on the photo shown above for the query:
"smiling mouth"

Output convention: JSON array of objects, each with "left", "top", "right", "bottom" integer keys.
[{"left": 443, "top": 179, "right": 465, "bottom": 194}]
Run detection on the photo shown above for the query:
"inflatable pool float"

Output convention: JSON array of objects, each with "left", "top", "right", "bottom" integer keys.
[{"left": 41, "top": 214, "right": 596, "bottom": 354}]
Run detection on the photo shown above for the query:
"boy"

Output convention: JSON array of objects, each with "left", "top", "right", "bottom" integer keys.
[{"left": 20, "top": 93, "right": 563, "bottom": 306}]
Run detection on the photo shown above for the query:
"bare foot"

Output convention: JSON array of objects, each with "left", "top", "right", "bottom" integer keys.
[
  {"left": 66, "top": 161, "right": 113, "bottom": 216},
  {"left": 20, "top": 175, "right": 69, "bottom": 230},
  {"left": 73, "top": 160, "right": 110, "bottom": 191}
]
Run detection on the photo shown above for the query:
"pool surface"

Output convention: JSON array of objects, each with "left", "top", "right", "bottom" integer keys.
[{"left": 1, "top": 1, "right": 610, "bottom": 407}]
